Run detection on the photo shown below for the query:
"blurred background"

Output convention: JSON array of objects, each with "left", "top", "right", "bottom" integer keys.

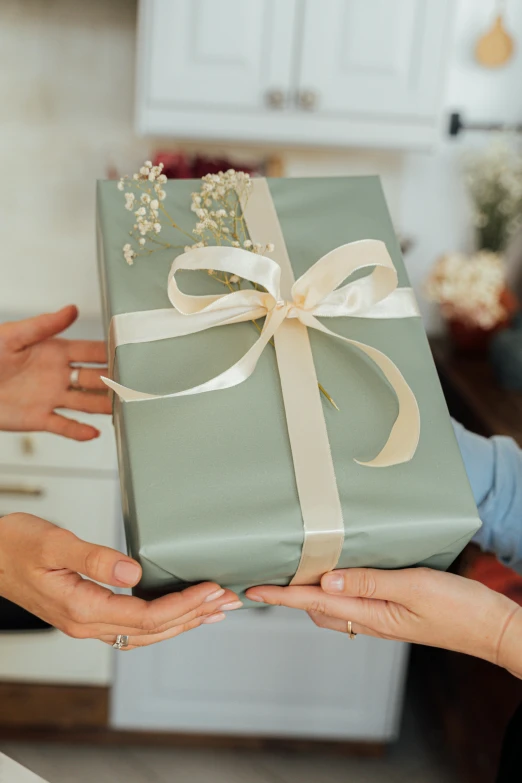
[{"left": 2, "top": 1, "right": 522, "bottom": 781}]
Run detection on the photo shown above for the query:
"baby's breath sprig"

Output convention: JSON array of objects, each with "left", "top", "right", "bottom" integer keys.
[
  {"left": 118, "top": 161, "right": 193, "bottom": 265},
  {"left": 118, "top": 164, "right": 337, "bottom": 409},
  {"left": 187, "top": 170, "right": 274, "bottom": 257}
]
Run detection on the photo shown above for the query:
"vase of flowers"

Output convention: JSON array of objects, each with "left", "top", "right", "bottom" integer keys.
[
  {"left": 426, "top": 250, "right": 517, "bottom": 354},
  {"left": 427, "top": 142, "right": 522, "bottom": 353}
]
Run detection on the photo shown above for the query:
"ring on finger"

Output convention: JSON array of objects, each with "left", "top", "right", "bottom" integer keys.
[
  {"left": 112, "top": 634, "right": 130, "bottom": 650},
  {"left": 347, "top": 620, "right": 357, "bottom": 640},
  {"left": 69, "top": 367, "right": 81, "bottom": 389}
]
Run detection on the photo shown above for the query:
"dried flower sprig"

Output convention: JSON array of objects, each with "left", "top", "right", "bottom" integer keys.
[
  {"left": 426, "top": 250, "right": 508, "bottom": 329},
  {"left": 118, "top": 163, "right": 337, "bottom": 409}
]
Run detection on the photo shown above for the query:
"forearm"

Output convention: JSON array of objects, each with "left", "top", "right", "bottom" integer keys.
[{"left": 453, "top": 420, "right": 522, "bottom": 574}]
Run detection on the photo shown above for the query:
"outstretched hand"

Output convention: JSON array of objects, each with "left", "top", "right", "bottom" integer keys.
[
  {"left": 246, "top": 567, "right": 522, "bottom": 677},
  {"left": 0, "top": 514, "right": 238, "bottom": 650},
  {"left": 0, "top": 305, "right": 111, "bottom": 440}
]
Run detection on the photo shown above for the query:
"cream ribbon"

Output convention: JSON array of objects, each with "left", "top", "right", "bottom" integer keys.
[{"left": 103, "top": 181, "right": 421, "bottom": 584}]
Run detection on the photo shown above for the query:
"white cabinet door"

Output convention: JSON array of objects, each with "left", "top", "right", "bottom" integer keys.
[
  {"left": 298, "top": 0, "right": 451, "bottom": 120},
  {"left": 112, "top": 606, "right": 408, "bottom": 740},
  {"left": 136, "top": 0, "right": 453, "bottom": 149},
  {"left": 138, "top": 0, "right": 298, "bottom": 117}
]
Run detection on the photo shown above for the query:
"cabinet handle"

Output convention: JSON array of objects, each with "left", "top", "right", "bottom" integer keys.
[
  {"left": 0, "top": 484, "right": 45, "bottom": 497},
  {"left": 297, "top": 90, "right": 318, "bottom": 111},
  {"left": 265, "top": 89, "right": 286, "bottom": 110}
]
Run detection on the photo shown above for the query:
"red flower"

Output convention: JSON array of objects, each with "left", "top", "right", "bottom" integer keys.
[
  {"left": 152, "top": 152, "right": 192, "bottom": 179},
  {"left": 153, "top": 152, "right": 259, "bottom": 180}
]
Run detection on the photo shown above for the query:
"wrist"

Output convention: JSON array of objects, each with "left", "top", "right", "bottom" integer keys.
[{"left": 497, "top": 602, "right": 522, "bottom": 678}]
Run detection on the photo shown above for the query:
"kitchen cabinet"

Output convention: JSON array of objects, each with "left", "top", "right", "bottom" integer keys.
[
  {"left": 112, "top": 605, "right": 409, "bottom": 741},
  {"left": 136, "top": 0, "right": 453, "bottom": 150}
]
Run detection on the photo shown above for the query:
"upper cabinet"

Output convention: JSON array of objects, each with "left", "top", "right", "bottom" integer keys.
[{"left": 136, "top": 0, "right": 453, "bottom": 150}]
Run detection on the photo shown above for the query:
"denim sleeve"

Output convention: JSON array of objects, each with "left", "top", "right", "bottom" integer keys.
[{"left": 452, "top": 419, "right": 522, "bottom": 575}]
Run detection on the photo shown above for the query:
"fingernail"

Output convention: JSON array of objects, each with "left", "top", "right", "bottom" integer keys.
[
  {"left": 204, "top": 588, "right": 225, "bottom": 603},
  {"left": 246, "top": 593, "right": 264, "bottom": 603},
  {"left": 202, "top": 612, "right": 226, "bottom": 624},
  {"left": 220, "top": 601, "right": 243, "bottom": 611},
  {"left": 114, "top": 560, "right": 141, "bottom": 585},
  {"left": 323, "top": 573, "right": 344, "bottom": 592}
]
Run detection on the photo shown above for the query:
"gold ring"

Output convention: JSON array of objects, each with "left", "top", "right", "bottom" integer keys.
[{"left": 347, "top": 620, "right": 357, "bottom": 639}]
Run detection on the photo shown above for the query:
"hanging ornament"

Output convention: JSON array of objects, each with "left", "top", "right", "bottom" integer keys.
[{"left": 475, "top": 0, "right": 515, "bottom": 68}]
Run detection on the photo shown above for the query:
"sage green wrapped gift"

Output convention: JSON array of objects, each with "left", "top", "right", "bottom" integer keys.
[{"left": 97, "top": 175, "right": 480, "bottom": 600}]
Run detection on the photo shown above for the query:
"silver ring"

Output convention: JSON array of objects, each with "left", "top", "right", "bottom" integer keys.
[
  {"left": 69, "top": 367, "right": 81, "bottom": 388},
  {"left": 347, "top": 621, "right": 357, "bottom": 640},
  {"left": 112, "top": 634, "right": 130, "bottom": 650}
]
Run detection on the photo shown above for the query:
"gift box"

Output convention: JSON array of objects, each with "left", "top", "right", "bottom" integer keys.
[{"left": 97, "top": 174, "right": 481, "bottom": 599}]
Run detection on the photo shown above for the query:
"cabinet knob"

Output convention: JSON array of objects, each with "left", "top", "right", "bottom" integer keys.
[
  {"left": 265, "top": 89, "right": 286, "bottom": 110},
  {"left": 20, "top": 436, "right": 35, "bottom": 456},
  {"left": 297, "top": 90, "right": 318, "bottom": 111}
]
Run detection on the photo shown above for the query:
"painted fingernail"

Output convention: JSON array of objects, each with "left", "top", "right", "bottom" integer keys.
[
  {"left": 202, "top": 612, "right": 226, "bottom": 624},
  {"left": 114, "top": 560, "right": 141, "bottom": 585},
  {"left": 323, "top": 573, "right": 344, "bottom": 592},
  {"left": 246, "top": 593, "right": 264, "bottom": 603},
  {"left": 220, "top": 601, "right": 243, "bottom": 611},
  {"left": 204, "top": 588, "right": 225, "bottom": 603}
]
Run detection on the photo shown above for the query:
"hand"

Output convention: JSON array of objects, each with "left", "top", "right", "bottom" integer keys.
[
  {"left": 0, "top": 513, "right": 240, "bottom": 650},
  {"left": 246, "top": 568, "right": 522, "bottom": 676},
  {"left": 0, "top": 305, "right": 111, "bottom": 440}
]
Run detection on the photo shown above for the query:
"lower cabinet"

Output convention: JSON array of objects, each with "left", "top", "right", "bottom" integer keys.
[{"left": 111, "top": 605, "right": 408, "bottom": 741}]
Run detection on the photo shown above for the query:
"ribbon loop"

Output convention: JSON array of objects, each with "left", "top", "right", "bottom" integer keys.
[{"left": 104, "top": 231, "right": 421, "bottom": 467}]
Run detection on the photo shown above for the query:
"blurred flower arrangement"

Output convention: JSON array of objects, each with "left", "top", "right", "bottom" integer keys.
[
  {"left": 426, "top": 250, "right": 513, "bottom": 329},
  {"left": 464, "top": 142, "right": 522, "bottom": 253},
  {"left": 426, "top": 142, "right": 522, "bottom": 352}
]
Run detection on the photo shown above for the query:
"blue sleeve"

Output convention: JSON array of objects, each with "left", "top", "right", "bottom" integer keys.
[{"left": 452, "top": 419, "right": 522, "bottom": 575}]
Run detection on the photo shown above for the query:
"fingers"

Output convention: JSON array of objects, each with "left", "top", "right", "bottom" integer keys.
[
  {"left": 66, "top": 340, "right": 107, "bottom": 364},
  {"left": 69, "top": 587, "right": 238, "bottom": 639},
  {"left": 246, "top": 584, "right": 387, "bottom": 630},
  {"left": 321, "top": 568, "right": 418, "bottom": 603},
  {"left": 46, "top": 413, "right": 100, "bottom": 441},
  {"left": 8, "top": 306, "right": 78, "bottom": 351},
  {"left": 98, "top": 613, "right": 224, "bottom": 650},
  {"left": 70, "top": 368, "right": 108, "bottom": 391},
  {"left": 63, "top": 390, "right": 112, "bottom": 415},
  {"left": 247, "top": 584, "right": 358, "bottom": 616},
  {"left": 81, "top": 581, "right": 235, "bottom": 630},
  {"left": 57, "top": 577, "right": 238, "bottom": 637}
]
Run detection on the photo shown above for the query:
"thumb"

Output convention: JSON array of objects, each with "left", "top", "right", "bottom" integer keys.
[
  {"left": 10, "top": 305, "right": 79, "bottom": 350},
  {"left": 54, "top": 531, "right": 142, "bottom": 587},
  {"left": 321, "top": 567, "right": 411, "bottom": 603}
]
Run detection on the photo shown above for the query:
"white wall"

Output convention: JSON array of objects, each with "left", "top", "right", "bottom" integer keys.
[{"left": 1, "top": 0, "right": 522, "bottom": 333}]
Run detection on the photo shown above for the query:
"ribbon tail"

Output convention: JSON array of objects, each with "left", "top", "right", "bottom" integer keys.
[
  {"left": 302, "top": 314, "right": 420, "bottom": 467},
  {"left": 103, "top": 308, "right": 286, "bottom": 403}
]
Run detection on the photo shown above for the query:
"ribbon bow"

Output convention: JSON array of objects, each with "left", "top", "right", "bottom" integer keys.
[{"left": 104, "top": 239, "right": 420, "bottom": 468}]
